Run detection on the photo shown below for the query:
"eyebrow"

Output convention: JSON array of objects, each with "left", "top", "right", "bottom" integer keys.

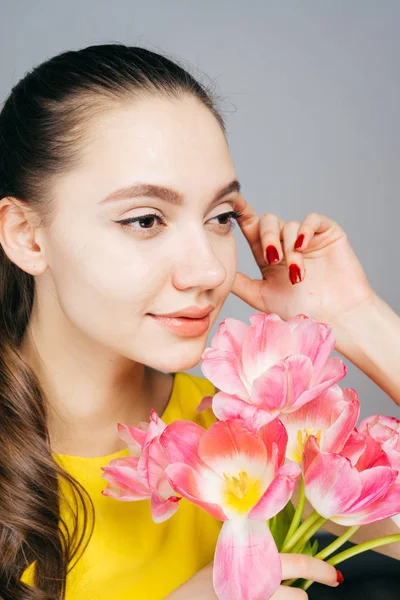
[{"left": 100, "top": 179, "right": 241, "bottom": 208}]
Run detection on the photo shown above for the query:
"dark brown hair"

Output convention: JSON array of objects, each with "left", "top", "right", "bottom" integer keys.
[{"left": 0, "top": 42, "right": 226, "bottom": 599}]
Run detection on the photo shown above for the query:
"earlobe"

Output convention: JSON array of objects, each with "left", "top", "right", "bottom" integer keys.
[{"left": 0, "top": 196, "right": 48, "bottom": 276}]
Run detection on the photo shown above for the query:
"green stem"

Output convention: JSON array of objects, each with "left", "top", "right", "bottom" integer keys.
[
  {"left": 281, "top": 515, "right": 327, "bottom": 586},
  {"left": 313, "top": 526, "right": 360, "bottom": 561},
  {"left": 285, "top": 525, "right": 359, "bottom": 588},
  {"left": 281, "top": 478, "right": 306, "bottom": 550},
  {"left": 300, "top": 533, "right": 400, "bottom": 592},
  {"left": 280, "top": 510, "right": 321, "bottom": 553},
  {"left": 327, "top": 533, "right": 400, "bottom": 566},
  {"left": 291, "top": 516, "right": 327, "bottom": 554}
]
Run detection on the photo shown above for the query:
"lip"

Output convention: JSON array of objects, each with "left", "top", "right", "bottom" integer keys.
[
  {"left": 152, "top": 304, "right": 215, "bottom": 319},
  {"left": 148, "top": 313, "right": 212, "bottom": 337}
]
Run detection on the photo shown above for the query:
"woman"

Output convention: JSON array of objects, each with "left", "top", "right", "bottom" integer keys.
[{"left": 0, "top": 43, "right": 397, "bottom": 599}]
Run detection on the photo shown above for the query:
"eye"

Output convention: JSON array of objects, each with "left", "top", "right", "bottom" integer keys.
[
  {"left": 210, "top": 210, "right": 243, "bottom": 231},
  {"left": 115, "top": 212, "right": 167, "bottom": 233},
  {"left": 114, "top": 209, "right": 243, "bottom": 235}
]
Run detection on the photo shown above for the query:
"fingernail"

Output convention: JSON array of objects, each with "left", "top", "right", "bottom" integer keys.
[
  {"left": 266, "top": 245, "right": 279, "bottom": 264},
  {"left": 336, "top": 570, "right": 344, "bottom": 584},
  {"left": 294, "top": 234, "right": 304, "bottom": 250},
  {"left": 289, "top": 264, "right": 301, "bottom": 285}
]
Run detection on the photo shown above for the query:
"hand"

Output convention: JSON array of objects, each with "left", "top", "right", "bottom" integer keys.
[
  {"left": 165, "top": 554, "right": 340, "bottom": 599},
  {"left": 231, "top": 195, "right": 376, "bottom": 327}
]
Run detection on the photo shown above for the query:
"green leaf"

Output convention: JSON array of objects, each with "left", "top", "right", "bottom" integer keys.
[
  {"left": 269, "top": 501, "right": 296, "bottom": 551},
  {"left": 302, "top": 538, "right": 319, "bottom": 557}
]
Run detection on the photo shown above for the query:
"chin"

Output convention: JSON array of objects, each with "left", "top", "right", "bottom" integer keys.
[{"left": 146, "top": 337, "right": 208, "bottom": 373}]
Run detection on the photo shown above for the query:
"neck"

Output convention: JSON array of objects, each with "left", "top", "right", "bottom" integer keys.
[{"left": 19, "top": 308, "right": 171, "bottom": 458}]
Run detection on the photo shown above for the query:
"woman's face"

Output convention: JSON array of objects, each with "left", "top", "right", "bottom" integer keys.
[{"left": 39, "top": 95, "right": 239, "bottom": 372}]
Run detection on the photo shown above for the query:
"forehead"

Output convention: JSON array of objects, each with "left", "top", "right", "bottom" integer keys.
[
  {"left": 82, "top": 95, "right": 234, "bottom": 185},
  {"left": 51, "top": 96, "right": 237, "bottom": 216}
]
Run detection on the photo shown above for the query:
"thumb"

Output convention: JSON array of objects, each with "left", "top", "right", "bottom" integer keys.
[{"left": 230, "top": 272, "right": 264, "bottom": 311}]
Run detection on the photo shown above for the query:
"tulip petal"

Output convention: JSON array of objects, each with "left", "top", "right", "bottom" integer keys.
[
  {"left": 340, "top": 431, "right": 367, "bottom": 466},
  {"left": 101, "top": 458, "right": 151, "bottom": 501},
  {"left": 333, "top": 482, "right": 400, "bottom": 526},
  {"left": 146, "top": 409, "right": 167, "bottom": 443},
  {"left": 159, "top": 420, "right": 205, "bottom": 469},
  {"left": 382, "top": 436, "right": 400, "bottom": 473},
  {"left": 198, "top": 419, "right": 268, "bottom": 479},
  {"left": 281, "top": 386, "right": 359, "bottom": 461},
  {"left": 155, "top": 469, "right": 177, "bottom": 499},
  {"left": 242, "top": 313, "right": 294, "bottom": 384},
  {"left": 252, "top": 355, "right": 314, "bottom": 412},
  {"left": 117, "top": 423, "right": 146, "bottom": 456},
  {"left": 143, "top": 438, "right": 169, "bottom": 486},
  {"left": 248, "top": 462, "right": 301, "bottom": 521},
  {"left": 209, "top": 317, "right": 248, "bottom": 354},
  {"left": 101, "top": 479, "right": 151, "bottom": 501},
  {"left": 101, "top": 457, "right": 150, "bottom": 497},
  {"left": 256, "top": 418, "right": 288, "bottom": 466},
  {"left": 289, "top": 317, "right": 335, "bottom": 375},
  {"left": 164, "top": 461, "right": 227, "bottom": 520},
  {"left": 196, "top": 395, "right": 213, "bottom": 412},
  {"left": 344, "top": 466, "right": 397, "bottom": 514},
  {"left": 355, "top": 434, "right": 391, "bottom": 471},
  {"left": 303, "top": 437, "right": 361, "bottom": 518},
  {"left": 359, "top": 415, "right": 400, "bottom": 438},
  {"left": 214, "top": 518, "right": 281, "bottom": 600},
  {"left": 212, "top": 393, "right": 277, "bottom": 432},
  {"left": 251, "top": 362, "right": 288, "bottom": 410},
  {"left": 201, "top": 347, "right": 249, "bottom": 399},
  {"left": 311, "top": 357, "right": 347, "bottom": 393},
  {"left": 322, "top": 389, "right": 360, "bottom": 453},
  {"left": 150, "top": 492, "right": 180, "bottom": 523},
  {"left": 284, "top": 355, "right": 315, "bottom": 410},
  {"left": 288, "top": 356, "right": 346, "bottom": 414}
]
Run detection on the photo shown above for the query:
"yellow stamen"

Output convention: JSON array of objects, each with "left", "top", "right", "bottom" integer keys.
[
  {"left": 291, "top": 427, "right": 323, "bottom": 463},
  {"left": 222, "top": 470, "right": 263, "bottom": 515}
]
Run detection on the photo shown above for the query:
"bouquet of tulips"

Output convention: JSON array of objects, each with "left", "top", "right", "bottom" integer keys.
[{"left": 101, "top": 312, "right": 400, "bottom": 600}]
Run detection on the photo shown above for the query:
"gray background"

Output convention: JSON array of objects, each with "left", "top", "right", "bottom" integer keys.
[{"left": 0, "top": 0, "right": 399, "bottom": 420}]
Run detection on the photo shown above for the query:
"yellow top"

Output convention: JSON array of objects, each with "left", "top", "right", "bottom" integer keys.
[{"left": 21, "top": 372, "right": 222, "bottom": 599}]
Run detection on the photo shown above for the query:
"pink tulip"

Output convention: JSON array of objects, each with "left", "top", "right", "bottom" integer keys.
[
  {"left": 303, "top": 429, "right": 400, "bottom": 526},
  {"left": 358, "top": 415, "right": 400, "bottom": 527},
  {"left": 358, "top": 415, "right": 400, "bottom": 474},
  {"left": 159, "top": 417, "right": 301, "bottom": 600},
  {"left": 199, "top": 312, "right": 346, "bottom": 430},
  {"left": 279, "top": 385, "right": 360, "bottom": 463},
  {"left": 101, "top": 410, "right": 181, "bottom": 523}
]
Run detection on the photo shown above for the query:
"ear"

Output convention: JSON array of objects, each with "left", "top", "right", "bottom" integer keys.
[{"left": 0, "top": 197, "right": 48, "bottom": 276}]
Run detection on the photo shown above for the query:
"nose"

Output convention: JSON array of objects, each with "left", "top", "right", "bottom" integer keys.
[{"left": 172, "top": 232, "right": 228, "bottom": 292}]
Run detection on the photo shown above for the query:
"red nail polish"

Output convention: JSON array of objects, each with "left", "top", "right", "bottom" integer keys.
[
  {"left": 289, "top": 264, "right": 301, "bottom": 285},
  {"left": 336, "top": 570, "right": 344, "bottom": 584},
  {"left": 294, "top": 234, "right": 304, "bottom": 250},
  {"left": 266, "top": 245, "right": 279, "bottom": 264}
]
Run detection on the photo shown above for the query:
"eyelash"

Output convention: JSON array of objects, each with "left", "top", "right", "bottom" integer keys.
[{"left": 116, "top": 209, "right": 244, "bottom": 235}]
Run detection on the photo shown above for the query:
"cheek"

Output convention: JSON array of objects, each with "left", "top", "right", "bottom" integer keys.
[{"left": 45, "top": 229, "right": 165, "bottom": 342}]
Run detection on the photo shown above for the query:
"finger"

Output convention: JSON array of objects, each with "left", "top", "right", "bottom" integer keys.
[
  {"left": 258, "top": 212, "right": 285, "bottom": 265},
  {"left": 282, "top": 221, "right": 305, "bottom": 285},
  {"left": 280, "top": 553, "right": 339, "bottom": 587},
  {"left": 293, "top": 213, "right": 339, "bottom": 252},
  {"left": 271, "top": 585, "right": 308, "bottom": 599},
  {"left": 230, "top": 271, "right": 265, "bottom": 311},
  {"left": 233, "top": 194, "right": 266, "bottom": 267}
]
